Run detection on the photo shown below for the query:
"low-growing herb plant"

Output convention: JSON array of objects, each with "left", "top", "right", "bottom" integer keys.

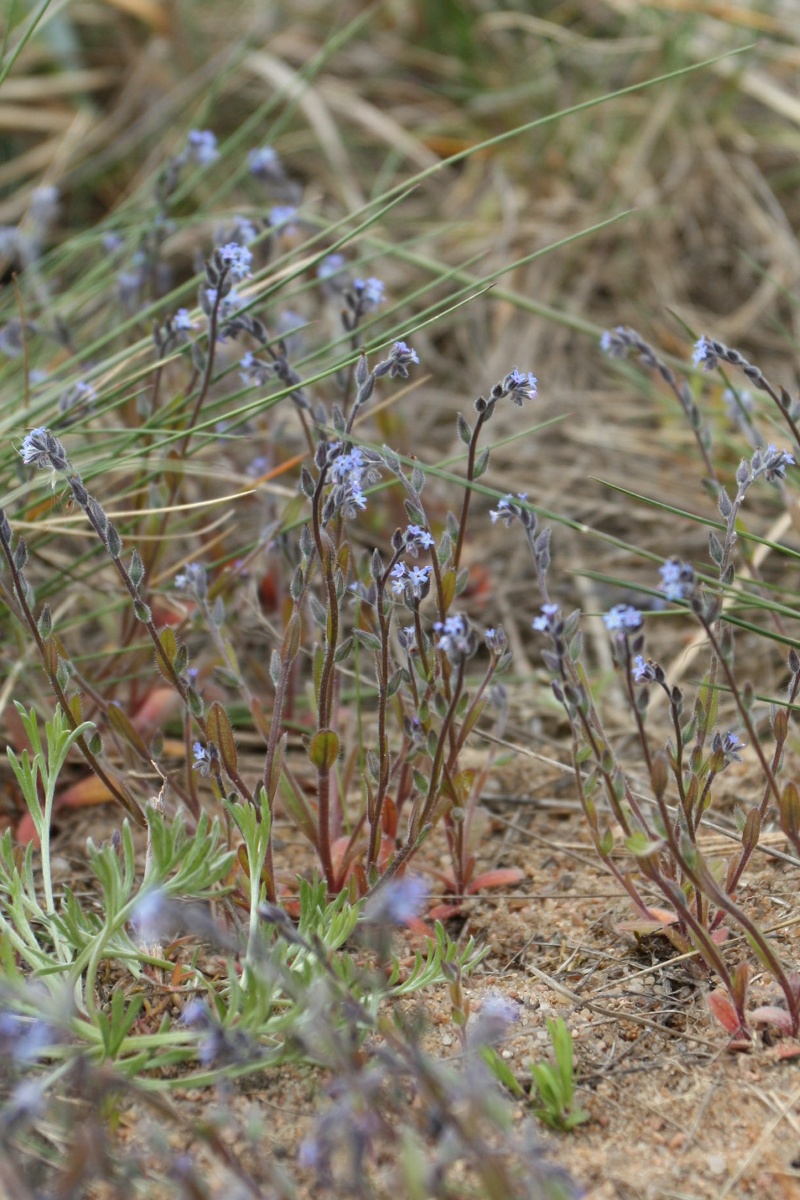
[
  {"left": 528, "top": 1017, "right": 589, "bottom": 1133},
  {"left": 508, "top": 328, "right": 800, "bottom": 1042}
]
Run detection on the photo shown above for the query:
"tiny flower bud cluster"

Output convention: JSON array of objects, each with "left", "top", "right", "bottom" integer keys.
[
  {"left": 434, "top": 613, "right": 477, "bottom": 664},
  {"left": 659, "top": 559, "right": 696, "bottom": 602},
  {"left": 175, "top": 562, "right": 208, "bottom": 600}
]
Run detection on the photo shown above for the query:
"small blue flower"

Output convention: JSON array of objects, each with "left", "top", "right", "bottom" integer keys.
[
  {"left": 407, "top": 565, "right": 431, "bottom": 593},
  {"left": 389, "top": 562, "right": 408, "bottom": 594},
  {"left": 503, "top": 368, "right": 538, "bottom": 405},
  {"left": 489, "top": 494, "right": 514, "bottom": 524},
  {"left": 485, "top": 626, "right": 507, "bottom": 655},
  {"left": 205, "top": 286, "right": 242, "bottom": 318},
  {"left": 230, "top": 217, "right": 258, "bottom": 245},
  {"left": 599, "top": 327, "right": 630, "bottom": 359},
  {"left": 18, "top": 427, "right": 69, "bottom": 472},
  {"left": 721, "top": 730, "right": 745, "bottom": 761},
  {"left": 217, "top": 242, "right": 252, "bottom": 282},
  {"left": 405, "top": 523, "right": 434, "bottom": 552},
  {"left": 352, "top": 277, "right": 385, "bottom": 308},
  {"left": 364, "top": 875, "right": 427, "bottom": 926},
  {"left": 186, "top": 129, "right": 218, "bottom": 166},
  {"left": 532, "top": 603, "right": 560, "bottom": 633},
  {"left": 398, "top": 625, "right": 417, "bottom": 651},
  {"left": 387, "top": 341, "right": 419, "bottom": 379},
  {"left": 131, "top": 886, "right": 167, "bottom": 942},
  {"left": 269, "top": 205, "right": 298, "bottom": 230},
  {"left": 603, "top": 605, "right": 642, "bottom": 632},
  {"left": 632, "top": 655, "right": 654, "bottom": 683},
  {"left": 248, "top": 146, "right": 282, "bottom": 180},
  {"left": 763, "top": 445, "right": 795, "bottom": 482},
  {"left": 192, "top": 742, "right": 212, "bottom": 776},
  {"left": 175, "top": 562, "right": 207, "bottom": 598},
  {"left": 692, "top": 335, "right": 717, "bottom": 371},
  {"left": 173, "top": 308, "right": 194, "bottom": 331},
  {"left": 433, "top": 612, "right": 475, "bottom": 661},
  {"left": 659, "top": 559, "right": 695, "bottom": 602},
  {"left": 317, "top": 252, "right": 346, "bottom": 281}
]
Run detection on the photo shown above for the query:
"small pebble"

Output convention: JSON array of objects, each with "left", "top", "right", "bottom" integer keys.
[{"left": 707, "top": 1154, "right": 726, "bottom": 1176}]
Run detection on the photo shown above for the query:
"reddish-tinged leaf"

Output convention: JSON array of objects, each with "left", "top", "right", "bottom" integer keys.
[
  {"left": 107, "top": 702, "right": 151, "bottom": 759},
  {"left": 250, "top": 696, "right": 271, "bottom": 741},
  {"left": 429, "top": 902, "right": 463, "bottom": 921},
  {"left": 467, "top": 867, "right": 525, "bottom": 893},
  {"left": 382, "top": 795, "right": 398, "bottom": 838},
  {"left": 750, "top": 1006, "right": 795, "bottom": 1035},
  {"left": 706, "top": 990, "right": 743, "bottom": 1035},
  {"left": 776, "top": 1043, "right": 800, "bottom": 1061},
  {"left": 237, "top": 844, "right": 250, "bottom": 878},
  {"left": 618, "top": 906, "right": 679, "bottom": 937},
  {"left": 440, "top": 568, "right": 456, "bottom": 611},
  {"left": 42, "top": 635, "right": 59, "bottom": 679},
  {"left": 266, "top": 732, "right": 287, "bottom": 805},
  {"left": 258, "top": 572, "right": 280, "bottom": 613},
  {"left": 405, "top": 916, "right": 437, "bottom": 939},
  {"left": 16, "top": 773, "right": 120, "bottom": 845},
  {"left": 131, "top": 687, "right": 182, "bottom": 734},
  {"left": 645, "top": 906, "right": 679, "bottom": 925},
  {"left": 352, "top": 863, "right": 368, "bottom": 897},
  {"left": 780, "top": 780, "right": 800, "bottom": 842},
  {"left": 15, "top": 812, "right": 37, "bottom": 846},
  {"left": 461, "top": 562, "right": 493, "bottom": 608},
  {"left": 207, "top": 701, "right": 238, "bottom": 779},
  {"left": 155, "top": 628, "right": 178, "bottom": 683},
  {"left": 741, "top": 806, "right": 760, "bottom": 855},
  {"left": 309, "top": 728, "right": 339, "bottom": 771}
]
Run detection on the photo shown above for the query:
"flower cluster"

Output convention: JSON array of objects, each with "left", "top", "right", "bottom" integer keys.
[
  {"left": 185, "top": 129, "right": 218, "bottom": 167},
  {"left": 351, "top": 277, "right": 385, "bottom": 308},
  {"left": 404, "top": 523, "right": 435, "bottom": 555},
  {"left": 192, "top": 742, "right": 213, "bottom": 776},
  {"left": 691, "top": 335, "right": 718, "bottom": 372},
  {"left": 602, "top": 604, "right": 642, "bottom": 632},
  {"left": 175, "top": 562, "right": 208, "bottom": 600},
  {"left": 386, "top": 340, "right": 419, "bottom": 379},
  {"left": 389, "top": 562, "right": 431, "bottom": 598},
  {"left": 489, "top": 492, "right": 533, "bottom": 528},
  {"left": 501, "top": 367, "right": 538, "bottom": 405},
  {"left": 484, "top": 626, "right": 508, "bottom": 656},
  {"left": 753, "top": 444, "right": 795, "bottom": 483},
  {"left": 317, "top": 252, "right": 346, "bottom": 283},
  {"left": 327, "top": 444, "right": 378, "bottom": 517},
  {"left": 247, "top": 145, "right": 283, "bottom": 182},
  {"left": 363, "top": 875, "right": 426, "bottom": 926},
  {"left": 239, "top": 350, "right": 274, "bottom": 387},
  {"left": 659, "top": 559, "right": 696, "bottom": 602},
  {"left": 532, "top": 603, "right": 560, "bottom": 634},
  {"left": 216, "top": 242, "right": 252, "bottom": 282},
  {"left": 599, "top": 326, "right": 632, "bottom": 359},
  {"left": 713, "top": 730, "right": 746, "bottom": 765},
  {"left": 269, "top": 205, "right": 298, "bottom": 231},
  {"left": 433, "top": 613, "right": 477, "bottom": 664},
  {"left": 631, "top": 655, "right": 656, "bottom": 683},
  {"left": 18, "top": 427, "right": 70, "bottom": 472}
]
